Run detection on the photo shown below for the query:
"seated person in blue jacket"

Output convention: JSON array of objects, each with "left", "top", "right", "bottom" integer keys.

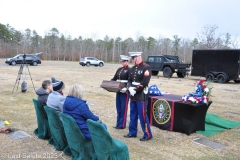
[
  {"left": 47, "top": 77, "right": 66, "bottom": 120},
  {"left": 36, "top": 80, "right": 53, "bottom": 106},
  {"left": 63, "top": 83, "right": 107, "bottom": 140}
]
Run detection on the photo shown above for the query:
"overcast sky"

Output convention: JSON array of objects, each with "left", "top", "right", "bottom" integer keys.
[{"left": 1, "top": 0, "right": 240, "bottom": 40}]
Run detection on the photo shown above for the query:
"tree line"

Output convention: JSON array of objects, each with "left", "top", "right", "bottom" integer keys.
[{"left": 0, "top": 23, "right": 239, "bottom": 63}]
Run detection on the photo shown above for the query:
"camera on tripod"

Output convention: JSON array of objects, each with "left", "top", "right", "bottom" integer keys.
[
  {"left": 23, "top": 54, "right": 26, "bottom": 60},
  {"left": 12, "top": 54, "right": 35, "bottom": 93}
]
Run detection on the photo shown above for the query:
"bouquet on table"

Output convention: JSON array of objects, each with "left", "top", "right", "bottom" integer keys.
[{"left": 182, "top": 79, "right": 212, "bottom": 104}]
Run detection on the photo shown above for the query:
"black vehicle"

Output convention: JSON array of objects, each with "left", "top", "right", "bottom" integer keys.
[
  {"left": 191, "top": 49, "right": 240, "bottom": 83},
  {"left": 146, "top": 55, "right": 191, "bottom": 78},
  {"left": 5, "top": 53, "right": 42, "bottom": 66}
]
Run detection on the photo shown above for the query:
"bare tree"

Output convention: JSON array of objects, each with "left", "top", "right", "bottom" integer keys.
[
  {"left": 197, "top": 24, "right": 232, "bottom": 49},
  {"left": 231, "top": 35, "right": 240, "bottom": 49}
]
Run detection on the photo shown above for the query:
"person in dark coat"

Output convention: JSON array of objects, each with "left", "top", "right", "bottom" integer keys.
[
  {"left": 35, "top": 80, "right": 53, "bottom": 106},
  {"left": 63, "top": 83, "right": 106, "bottom": 140},
  {"left": 111, "top": 55, "right": 131, "bottom": 129}
]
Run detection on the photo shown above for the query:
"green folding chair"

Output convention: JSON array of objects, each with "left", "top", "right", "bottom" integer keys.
[
  {"left": 87, "top": 119, "right": 129, "bottom": 160},
  {"left": 32, "top": 98, "right": 51, "bottom": 140},
  {"left": 44, "top": 106, "right": 71, "bottom": 156},
  {"left": 60, "top": 112, "right": 96, "bottom": 160}
]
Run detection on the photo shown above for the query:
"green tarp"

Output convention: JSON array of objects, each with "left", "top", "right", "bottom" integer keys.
[{"left": 197, "top": 113, "right": 240, "bottom": 137}]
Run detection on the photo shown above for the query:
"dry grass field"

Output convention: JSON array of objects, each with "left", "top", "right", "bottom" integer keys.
[{"left": 0, "top": 59, "right": 240, "bottom": 160}]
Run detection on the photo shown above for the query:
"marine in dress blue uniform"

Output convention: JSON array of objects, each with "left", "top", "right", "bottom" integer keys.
[
  {"left": 124, "top": 52, "right": 152, "bottom": 141},
  {"left": 111, "top": 55, "right": 131, "bottom": 129}
]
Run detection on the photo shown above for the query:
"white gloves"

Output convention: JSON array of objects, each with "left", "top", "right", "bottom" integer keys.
[
  {"left": 143, "top": 86, "right": 148, "bottom": 94},
  {"left": 120, "top": 87, "right": 127, "bottom": 93},
  {"left": 129, "top": 87, "right": 136, "bottom": 96}
]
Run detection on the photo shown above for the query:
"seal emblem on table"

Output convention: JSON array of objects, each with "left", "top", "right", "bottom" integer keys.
[{"left": 153, "top": 99, "right": 171, "bottom": 124}]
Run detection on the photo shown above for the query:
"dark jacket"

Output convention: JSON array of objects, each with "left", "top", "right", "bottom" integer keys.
[
  {"left": 111, "top": 66, "right": 130, "bottom": 82},
  {"left": 63, "top": 96, "right": 99, "bottom": 140},
  {"left": 111, "top": 66, "right": 130, "bottom": 93},
  {"left": 35, "top": 87, "right": 50, "bottom": 106},
  {"left": 128, "top": 61, "right": 151, "bottom": 101}
]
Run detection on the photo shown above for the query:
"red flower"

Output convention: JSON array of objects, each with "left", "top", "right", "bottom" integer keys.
[{"left": 199, "top": 79, "right": 205, "bottom": 84}]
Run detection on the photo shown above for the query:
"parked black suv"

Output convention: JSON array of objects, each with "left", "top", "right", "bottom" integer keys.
[
  {"left": 146, "top": 55, "right": 191, "bottom": 78},
  {"left": 5, "top": 53, "right": 42, "bottom": 66}
]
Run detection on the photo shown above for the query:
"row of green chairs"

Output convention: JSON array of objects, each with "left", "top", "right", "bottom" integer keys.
[
  {"left": 32, "top": 98, "right": 129, "bottom": 160},
  {"left": 32, "top": 99, "right": 71, "bottom": 156}
]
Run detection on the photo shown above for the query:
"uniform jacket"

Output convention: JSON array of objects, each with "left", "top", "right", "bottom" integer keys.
[
  {"left": 46, "top": 91, "right": 65, "bottom": 119},
  {"left": 35, "top": 87, "right": 50, "bottom": 106},
  {"left": 111, "top": 65, "right": 130, "bottom": 91},
  {"left": 128, "top": 61, "right": 151, "bottom": 101},
  {"left": 111, "top": 65, "right": 130, "bottom": 81},
  {"left": 63, "top": 96, "right": 99, "bottom": 140}
]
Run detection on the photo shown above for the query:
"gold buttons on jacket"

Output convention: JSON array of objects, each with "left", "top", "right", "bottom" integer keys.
[{"left": 118, "top": 68, "right": 124, "bottom": 79}]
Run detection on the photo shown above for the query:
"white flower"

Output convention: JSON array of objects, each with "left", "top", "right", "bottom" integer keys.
[
  {"left": 189, "top": 97, "right": 196, "bottom": 103},
  {"left": 182, "top": 95, "right": 187, "bottom": 101},
  {"left": 203, "top": 99, "right": 207, "bottom": 103},
  {"left": 204, "top": 88, "right": 209, "bottom": 93}
]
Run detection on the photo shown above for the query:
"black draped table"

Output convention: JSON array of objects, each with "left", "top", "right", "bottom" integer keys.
[{"left": 147, "top": 94, "right": 212, "bottom": 135}]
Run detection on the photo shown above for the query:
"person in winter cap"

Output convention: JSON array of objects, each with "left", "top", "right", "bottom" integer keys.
[
  {"left": 46, "top": 77, "right": 66, "bottom": 120},
  {"left": 51, "top": 77, "right": 65, "bottom": 94}
]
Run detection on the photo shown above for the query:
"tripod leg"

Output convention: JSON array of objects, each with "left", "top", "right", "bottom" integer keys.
[
  {"left": 12, "top": 62, "right": 24, "bottom": 94},
  {"left": 25, "top": 62, "right": 36, "bottom": 91},
  {"left": 16, "top": 75, "right": 21, "bottom": 91},
  {"left": 12, "top": 77, "right": 19, "bottom": 94}
]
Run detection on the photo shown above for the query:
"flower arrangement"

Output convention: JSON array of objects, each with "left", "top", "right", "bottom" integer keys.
[{"left": 182, "top": 79, "right": 212, "bottom": 104}]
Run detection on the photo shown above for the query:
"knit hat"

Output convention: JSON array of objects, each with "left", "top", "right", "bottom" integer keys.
[{"left": 51, "top": 77, "right": 65, "bottom": 92}]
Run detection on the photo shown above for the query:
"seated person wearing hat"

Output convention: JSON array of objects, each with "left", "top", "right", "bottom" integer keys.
[
  {"left": 35, "top": 80, "right": 53, "bottom": 106},
  {"left": 46, "top": 77, "right": 66, "bottom": 119}
]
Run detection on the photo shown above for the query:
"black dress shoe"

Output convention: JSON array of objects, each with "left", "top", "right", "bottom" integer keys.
[
  {"left": 140, "top": 137, "right": 152, "bottom": 141},
  {"left": 115, "top": 127, "right": 125, "bottom": 129},
  {"left": 123, "top": 134, "right": 137, "bottom": 138}
]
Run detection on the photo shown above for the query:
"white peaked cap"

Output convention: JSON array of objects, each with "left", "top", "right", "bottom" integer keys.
[
  {"left": 129, "top": 52, "right": 142, "bottom": 57},
  {"left": 120, "top": 55, "right": 131, "bottom": 61}
]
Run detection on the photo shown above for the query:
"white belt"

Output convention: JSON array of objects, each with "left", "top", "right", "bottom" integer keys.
[
  {"left": 117, "top": 80, "right": 128, "bottom": 83},
  {"left": 132, "top": 82, "right": 140, "bottom": 85}
]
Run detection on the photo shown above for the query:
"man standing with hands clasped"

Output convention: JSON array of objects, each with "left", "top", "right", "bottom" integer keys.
[{"left": 124, "top": 52, "right": 153, "bottom": 141}]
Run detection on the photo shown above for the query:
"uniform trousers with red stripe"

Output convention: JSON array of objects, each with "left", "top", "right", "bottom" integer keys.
[
  {"left": 128, "top": 100, "right": 152, "bottom": 138},
  {"left": 115, "top": 92, "right": 129, "bottom": 128}
]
